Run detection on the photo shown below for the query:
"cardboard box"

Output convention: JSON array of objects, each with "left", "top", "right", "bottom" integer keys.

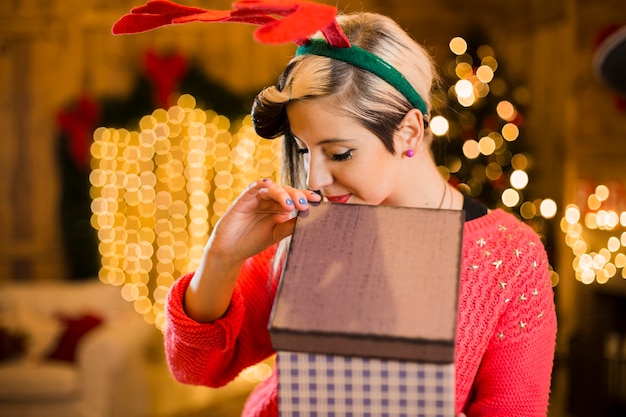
[
  {"left": 269, "top": 203, "right": 463, "bottom": 416},
  {"left": 269, "top": 202, "right": 463, "bottom": 362}
]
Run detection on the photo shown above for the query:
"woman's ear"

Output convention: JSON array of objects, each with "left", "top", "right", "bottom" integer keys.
[{"left": 396, "top": 109, "right": 425, "bottom": 152}]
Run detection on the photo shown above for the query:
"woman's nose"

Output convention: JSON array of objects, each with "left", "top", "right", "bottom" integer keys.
[{"left": 305, "top": 156, "right": 333, "bottom": 191}]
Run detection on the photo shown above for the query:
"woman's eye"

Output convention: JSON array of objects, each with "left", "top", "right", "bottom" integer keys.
[
  {"left": 331, "top": 150, "right": 353, "bottom": 161},
  {"left": 296, "top": 148, "right": 309, "bottom": 155}
]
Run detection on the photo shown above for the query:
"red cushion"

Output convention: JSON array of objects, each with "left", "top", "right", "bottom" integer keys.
[{"left": 47, "top": 314, "right": 103, "bottom": 362}]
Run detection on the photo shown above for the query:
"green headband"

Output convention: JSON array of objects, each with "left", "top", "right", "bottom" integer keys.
[{"left": 296, "top": 39, "right": 428, "bottom": 115}]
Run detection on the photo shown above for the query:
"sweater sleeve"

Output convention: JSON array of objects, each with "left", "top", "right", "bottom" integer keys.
[
  {"left": 466, "top": 229, "right": 557, "bottom": 417},
  {"left": 163, "top": 246, "right": 278, "bottom": 388}
]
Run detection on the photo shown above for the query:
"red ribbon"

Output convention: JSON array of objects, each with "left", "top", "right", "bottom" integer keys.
[
  {"left": 143, "top": 49, "right": 187, "bottom": 108},
  {"left": 56, "top": 96, "right": 100, "bottom": 172}
]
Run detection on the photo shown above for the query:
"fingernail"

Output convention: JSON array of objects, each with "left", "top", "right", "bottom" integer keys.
[
  {"left": 298, "top": 198, "right": 308, "bottom": 205},
  {"left": 286, "top": 199, "right": 294, "bottom": 206}
]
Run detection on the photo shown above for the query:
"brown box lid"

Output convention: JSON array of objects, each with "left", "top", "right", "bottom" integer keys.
[{"left": 269, "top": 202, "right": 464, "bottom": 363}]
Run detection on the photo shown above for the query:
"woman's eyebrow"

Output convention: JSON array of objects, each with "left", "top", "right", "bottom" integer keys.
[{"left": 292, "top": 135, "right": 356, "bottom": 146}]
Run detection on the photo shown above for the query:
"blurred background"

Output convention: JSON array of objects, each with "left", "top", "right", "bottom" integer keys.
[{"left": 1, "top": 0, "right": 625, "bottom": 416}]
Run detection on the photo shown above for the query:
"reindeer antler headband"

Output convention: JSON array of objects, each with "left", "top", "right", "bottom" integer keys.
[{"left": 112, "top": 0, "right": 428, "bottom": 115}]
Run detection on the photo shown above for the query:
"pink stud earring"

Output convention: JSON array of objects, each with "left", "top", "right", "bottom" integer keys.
[{"left": 406, "top": 149, "right": 415, "bottom": 158}]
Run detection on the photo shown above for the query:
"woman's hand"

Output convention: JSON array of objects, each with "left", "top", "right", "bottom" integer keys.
[
  {"left": 184, "top": 179, "right": 321, "bottom": 322},
  {"left": 208, "top": 179, "right": 320, "bottom": 264}
]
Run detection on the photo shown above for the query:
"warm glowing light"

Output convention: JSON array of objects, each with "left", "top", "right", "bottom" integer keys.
[
  {"left": 462, "top": 140, "right": 480, "bottom": 159},
  {"left": 476, "top": 65, "right": 494, "bottom": 83},
  {"left": 585, "top": 212, "right": 598, "bottom": 229},
  {"left": 502, "top": 188, "right": 520, "bottom": 207},
  {"left": 587, "top": 194, "right": 601, "bottom": 211},
  {"left": 608, "top": 237, "right": 621, "bottom": 252},
  {"left": 510, "top": 170, "right": 529, "bottom": 190},
  {"left": 565, "top": 205, "right": 581, "bottom": 224},
  {"left": 511, "top": 153, "right": 528, "bottom": 170},
  {"left": 90, "top": 94, "right": 282, "bottom": 330},
  {"left": 449, "top": 37, "right": 468, "bottom": 55},
  {"left": 520, "top": 201, "right": 537, "bottom": 219},
  {"left": 596, "top": 184, "right": 609, "bottom": 201},
  {"left": 501, "top": 123, "right": 519, "bottom": 141},
  {"left": 581, "top": 269, "right": 595, "bottom": 285},
  {"left": 481, "top": 56, "right": 498, "bottom": 72},
  {"left": 446, "top": 155, "right": 462, "bottom": 173},
  {"left": 430, "top": 116, "right": 450, "bottom": 136},
  {"left": 474, "top": 81, "right": 490, "bottom": 98},
  {"left": 496, "top": 101, "right": 516, "bottom": 121},
  {"left": 478, "top": 136, "right": 496, "bottom": 156},
  {"left": 485, "top": 162, "right": 502, "bottom": 181},
  {"left": 550, "top": 270, "right": 560, "bottom": 287},
  {"left": 457, "top": 94, "right": 476, "bottom": 107},
  {"left": 561, "top": 184, "right": 626, "bottom": 285},
  {"left": 455, "top": 62, "right": 473, "bottom": 79},
  {"left": 540, "top": 199, "right": 558, "bottom": 219},
  {"left": 455, "top": 79, "right": 474, "bottom": 99}
]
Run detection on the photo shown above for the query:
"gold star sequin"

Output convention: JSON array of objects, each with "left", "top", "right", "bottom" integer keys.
[
  {"left": 483, "top": 250, "right": 491, "bottom": 258},
  {"left": 514, "top": 249, "right": 522, "bottom": 258},
  {"left": 477, "top": 238, "right": 487, "bottom": 247},
  {"left": 497, "top": 332, "right": 505, "bottom": 341},
  {"left": 519, "top": 293, "right": 527, "bottom": 302},
  {"left": 519, "top": 321, "right": 527, "bottom": 329},
  {"left": 469, "top": 264, "right": 479, "bottom": 271},
  {"left": 499, "top": 281, "right": 507, "bottom": 289},
  {"left": 532, "top": 288, "right": 539, "bottom": 296},
  {"left": 533, "top": 260, "right": 538, "bottom": 269},
  {"left": 493, "top": 260, "right": 503, "bottom": 269},
  {"left": 538, "top": 311, "right": 544, "bottom": 319},
  {"left": 498, "top": 224, "right": 507, "bottom": 232}
]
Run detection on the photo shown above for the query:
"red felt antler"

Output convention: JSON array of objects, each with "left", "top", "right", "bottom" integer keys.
[{"left": 112, "top": 0, "right": 350, "bottom": 47}]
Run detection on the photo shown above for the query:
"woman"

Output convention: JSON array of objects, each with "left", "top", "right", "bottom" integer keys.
[{"left": 163, "top": 11, "right": 557, "bottom": 417}]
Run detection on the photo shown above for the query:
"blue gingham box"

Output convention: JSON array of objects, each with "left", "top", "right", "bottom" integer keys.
[{"left": 277, "top": 351, "right": 455, "bottom": 417}]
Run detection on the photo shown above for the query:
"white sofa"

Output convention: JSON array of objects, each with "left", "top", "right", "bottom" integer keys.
[{"left": 0, "top": 279, "right": 156, "bottom": 417}]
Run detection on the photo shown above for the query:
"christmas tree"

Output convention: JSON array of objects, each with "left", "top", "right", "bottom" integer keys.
[{"left": 432, "top": 33, "right": 558, "bottom": 282}]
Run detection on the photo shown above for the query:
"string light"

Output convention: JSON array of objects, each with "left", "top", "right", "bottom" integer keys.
[
  {"left": 430, "top": 116, "right": 449, "bottom": 136},
  {"left": 561, "top": 183, "right": 626, "bottom": 284},
  {"left": 90, "top": 94, "right": 281, "bottom": 330}
]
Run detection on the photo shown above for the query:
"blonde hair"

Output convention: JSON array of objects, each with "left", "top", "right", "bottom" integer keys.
[{"left": 252, "top": 12, "right": 439, "bottom": 188}]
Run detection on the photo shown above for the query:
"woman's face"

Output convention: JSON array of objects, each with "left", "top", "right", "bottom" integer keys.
[{"left": 286, "top": 97, "right": 408, "bottom": 206}]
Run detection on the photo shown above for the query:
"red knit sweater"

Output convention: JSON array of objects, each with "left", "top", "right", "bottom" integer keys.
[{"left": 164, "top": 209, "right": 557, "bottom": 416}]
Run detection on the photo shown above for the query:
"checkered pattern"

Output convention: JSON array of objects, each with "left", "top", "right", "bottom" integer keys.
[{"left": 277, "top": 351, "right": 455, "bottom": 417}]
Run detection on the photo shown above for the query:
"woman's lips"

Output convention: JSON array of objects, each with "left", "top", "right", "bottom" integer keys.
[{"left": 325, "top": 194, "right": 351, "bottom": 204}]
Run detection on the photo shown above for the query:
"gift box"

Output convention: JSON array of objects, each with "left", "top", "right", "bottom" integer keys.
[
  {"left": 277, "top": 352, "right": 455, "bottom": 416},
  {"left": 269, "top": 202, "right": 463, "bottom": 416}
]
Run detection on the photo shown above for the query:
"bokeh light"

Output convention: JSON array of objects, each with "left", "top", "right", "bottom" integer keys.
[
  {"left": 430, "top": 116, "right": 450, "bottom": 136},
  {"left": 561, "top": 183, "right": 626, "bottom": 285},
  {"left": 90, "top": 94, "right": 281, "bottom": 331}
]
